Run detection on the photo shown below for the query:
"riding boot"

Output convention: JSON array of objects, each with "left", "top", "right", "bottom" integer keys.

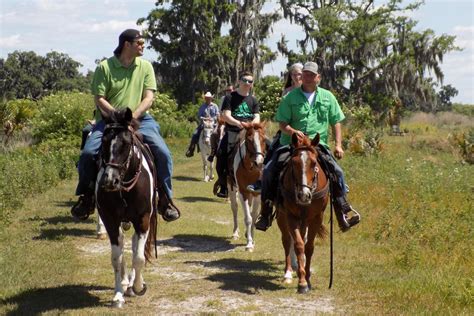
[
  {"left": 157, "top": 185, "right": 181, "bottom": 222},
  {"left": 71, "top": 188, "right": 95, "bottom": 220},
  {"left": 255, "top": 199, "right": 274, "bottom": 231},
  {"left": 185, "top": 142, "right": 196, "bottom": 158},
  {"left": 333, "top": 197, "right": 360, "bottom": 232}
]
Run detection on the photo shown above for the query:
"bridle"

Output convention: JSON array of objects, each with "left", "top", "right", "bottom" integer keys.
[
  {"left": 284, "top": 146, "right": 329, "bottom": 202},
  {"left": 239, "top": 128, "right": 265, "bottom": 170},
  {"left": 102, "top": 123, "right": 142, "bottom": 192}
]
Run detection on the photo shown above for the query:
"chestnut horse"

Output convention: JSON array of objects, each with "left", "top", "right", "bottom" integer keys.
[
  {"left": 276, "top": 133, "right": 329, "bottom": 293},
  {"left": 228, "top": 122, "right": 266, "bottom": 251},
  {"left": 96, "top": 108, "right": 157, "bottom": 307}
]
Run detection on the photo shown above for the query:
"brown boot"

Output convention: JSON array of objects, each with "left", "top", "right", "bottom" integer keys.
[
  {"left": 157, "top": 186, "right": 180, "bottom": 222},
  {"left": 334, "top": 201, "right": 360, "bottom": 232},
  {"left": 185, "top": 143, "right": 195, "bottom": 157}
]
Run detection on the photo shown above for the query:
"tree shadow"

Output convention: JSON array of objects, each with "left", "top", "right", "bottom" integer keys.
[
  {"left": 191, "top": 258, "right": 284, "bottom": 294},
  {"left": 33, "top": 227, "right": 95, "bottom": 240},
  {"left": 1, "top": 284, "right": 109, "bottom": 315},
  {"left": 157, "top": 234, "right": 236, "bottom": 252},
  {"left": 173, "top": 176, "right": 201, "bottom": 182},
  {"left": 178, "top": 196, "right": 217, "bottom": 203}
]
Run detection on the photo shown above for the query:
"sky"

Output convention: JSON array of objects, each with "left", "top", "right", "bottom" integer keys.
[{"left": 1, "top": 0, "right": 473, "bottom": 104}]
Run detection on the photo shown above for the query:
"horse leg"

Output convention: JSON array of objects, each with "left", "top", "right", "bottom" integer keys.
[
  {"left": 131, "top": 230, "right": 149, "bottom": 295},
  {"left": 277, "top": 212, "right": 293, "bottom": 284},
  {"left": 209, "top": 157, "right": 214, "bottom": 180},
  {"left": 229, "top": 187, "right": 239, "bottom": 239},
  {"left": 304, "top": 224, "right": 318, "bottom": 290},
  {"left": 96, "top": 214, "right": 107, "bottom": 239},
  {"left": 110, "top": 226, "right": 126, "bottom": 307},
  {"left": 201, "top": 154, "right": 209, "bottom": 182},
  {"left": 239, "top": 192, "right": 254, "bottom": 251},
  {"left": 288, "top": 217, "right": 309, "bottom": 294}
]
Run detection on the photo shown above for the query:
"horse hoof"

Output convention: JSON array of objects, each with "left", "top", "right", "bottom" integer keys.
[
  {"left": 112, "top": 300, "right": 124, "bottom": 308},
  {"left": 297, "top": 285, "right": 310, "bottom": 294},
  {"left": 283, "top": 277, "right": 293, "bottom": 284},
  {"left": 133, "top": 283, "right": 147, "bottom": 296},
  {"left": 245, "top": 246, "right": 254, "bottom": 252},
  {"left": 97, "top": 232, "right": 107, "bottom": 240},
  {"left": 125, "top": 287, "right": 135, "bottom": 297}
]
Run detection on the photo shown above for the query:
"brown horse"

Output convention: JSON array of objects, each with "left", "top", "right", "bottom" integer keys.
[
  {"left": 276, "top": 133, "right": 329, "bottom": 293},
  {"left": 96, "top": 108, "right": 157, "bottom": 307},
  {"left": 228, "top": 122, "right": 266, "bottom": 251}
]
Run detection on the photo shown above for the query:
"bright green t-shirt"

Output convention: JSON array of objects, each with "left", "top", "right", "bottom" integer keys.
[
  {"left": 275, "top": 86, "right": 345, "bottom": 148},
  {"left": 91, "top": 56, "right": 157, "bottom": 122}
]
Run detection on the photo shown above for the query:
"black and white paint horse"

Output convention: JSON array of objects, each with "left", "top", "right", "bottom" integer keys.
[{"left": 96, "top": 108, "right": 157, "bottom": 308}]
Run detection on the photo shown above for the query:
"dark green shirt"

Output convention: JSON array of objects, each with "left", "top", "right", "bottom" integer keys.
[{"left": 275, "top": 86, "right": 345, "bottom": 148}]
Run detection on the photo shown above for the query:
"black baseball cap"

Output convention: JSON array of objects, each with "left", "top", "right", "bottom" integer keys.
[{"left": 113, "top": 29, "right": 142, "bottom": 56}]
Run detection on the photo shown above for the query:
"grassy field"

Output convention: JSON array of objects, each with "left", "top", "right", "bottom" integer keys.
[{"left": 0, "top": 115, "right": 472, "bottom": 315}]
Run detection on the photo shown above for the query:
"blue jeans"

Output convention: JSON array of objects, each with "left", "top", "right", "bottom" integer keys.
[
  {"left": 76, "top": 114, "right": 174, "bottom": 198},
  {"left": 261, "top": 144, "right": 348, "bottom": 203}
]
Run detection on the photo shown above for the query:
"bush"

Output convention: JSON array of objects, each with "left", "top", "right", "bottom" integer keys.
[
  {"left": 31, "top": 91, "right": 94, "bottom": 143},
  {"left": 254, "top": 76, "right": 283, "bottom": 121},
  {"left": 450, "top": 128, "right": 474, "bottom": 164},
  {"left": 1, "top": 99, "right": 37, "bottom": 130}
]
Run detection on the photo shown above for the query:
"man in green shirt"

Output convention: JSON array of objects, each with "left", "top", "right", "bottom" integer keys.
[
  {"left": 71, "top": 29, "right": 180, "bottom": 222},
  {"left": 253, "top": 62, "right": 360, "bottom": 232}
]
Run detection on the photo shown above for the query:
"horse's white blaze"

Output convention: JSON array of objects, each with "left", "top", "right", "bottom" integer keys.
[
  {"left": 300, "top": 151, "right": 311, "bottom": 197},
  {"left": 105, "top": 138, "right": 119, "bottom": 180},
  {"left": 254, "top": 130, "right": 264, "bottom": 166}
]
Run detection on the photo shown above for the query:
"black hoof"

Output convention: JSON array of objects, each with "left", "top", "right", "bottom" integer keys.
[
  {"left": 133, "top": 283, "right": 147, "bottom": 296},
  {"left": 297, "top": 284, "right": 310, "bottom": 294}
]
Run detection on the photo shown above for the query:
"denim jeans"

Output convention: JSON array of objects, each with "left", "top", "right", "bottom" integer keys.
[
  {"left": 260, "top": 143, "right": 348, "bottom": 203},
  {"left": 76, "top": 114, "right": 174, "bottom": 198}
]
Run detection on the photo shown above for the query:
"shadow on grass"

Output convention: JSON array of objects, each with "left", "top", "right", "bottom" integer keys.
[
  {"left": 157, "top": 234, "right": 236, "bottom": 252},
  {"left": 2, "top": 284, "right": 108, "bottom": 315},
  {"left": 42, "top": 215, "right": 94, "bottom": 225},
  {"left": 197, "top": 258, "right": 283, "bottom": 294},
  {"left": 33, "top": 227, "right": 95, "bottom": 240},
  {"left": 173, "top": 176, "right": 201, "bottom": 182},
  {"left": 178, "top": 196, "right": 218, "bottom": 203},
  {"left": 54, "top": 200, "right": 76, "bottom": 208}
]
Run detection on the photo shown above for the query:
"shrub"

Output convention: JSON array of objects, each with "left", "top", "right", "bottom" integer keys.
[
  {"left": 31, "top": 91, "right": 94, "bottom": 143},
  {"left": 450, "top": 128, "right": 474, "bottom": 164},
  {"left": 254, "top": 76, "right": 283, "bottom": 121}
]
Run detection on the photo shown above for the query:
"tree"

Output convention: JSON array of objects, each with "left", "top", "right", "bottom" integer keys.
[
  {"left": 139, "top": 0, "right": 279, "bottom": 105},
  {"left": 437, "top": 84, "right": 458, "bottom": 111},
  {"left": 277, "top": 0, "right": 459, "bottom": 113}
]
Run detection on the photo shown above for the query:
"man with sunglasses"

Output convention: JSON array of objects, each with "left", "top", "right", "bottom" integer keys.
[
  {"left": 254, "top": 61, "right": 360, "bottom": 232},
  {"left": 214, "top": 71, "right": 260, "bottom": 198},
  {"left": 71, "top": 29, "right": 180, "bottom": 223}
]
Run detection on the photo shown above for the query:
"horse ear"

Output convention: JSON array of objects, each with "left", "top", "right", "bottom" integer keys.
[
  {"left": 125, "top": 107, "right": 133, "bottom": 123},
  {"left": 311, "top": 133, "right": 320, "bottom": 147},
  {"left": 291, "top": 132, "right": 299, "bottom": 146}
]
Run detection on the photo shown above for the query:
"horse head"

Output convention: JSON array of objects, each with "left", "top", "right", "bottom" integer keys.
[
  {"left": 200, "top": 117, "right": 214, "bottom": 146},
  {"left": 289, "top": 133, "right": 321, "bottom": 205},
  {"left": 100, "top": 108, "right": 140, "bottom": 192},
  {"left": 241, "top": 121, "right": 266, "bottom": 168}
]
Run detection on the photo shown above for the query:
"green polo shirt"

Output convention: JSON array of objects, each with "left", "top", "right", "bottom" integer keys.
[
  {"left": 276, "top": 86, "right": 345, "bottom": 148},
  {"left": 91, "top": 56, "right": 157, "bottom": 122}
]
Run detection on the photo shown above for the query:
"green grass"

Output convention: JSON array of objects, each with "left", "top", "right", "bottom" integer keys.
[{"left": 0, "top": 122, "right": 472, "bottom": 314}]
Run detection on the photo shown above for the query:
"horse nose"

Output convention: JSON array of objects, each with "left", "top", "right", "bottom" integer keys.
[{"left": 297, "top": 188, "right": 312, "bottom": 204}]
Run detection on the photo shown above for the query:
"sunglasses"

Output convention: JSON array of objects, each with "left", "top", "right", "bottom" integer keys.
[
  {"left": 241, "top": 78, "right": 254, "bottom": 84},
  {"left": 132, "top": 40, "right": 145, "bottom": 46}
]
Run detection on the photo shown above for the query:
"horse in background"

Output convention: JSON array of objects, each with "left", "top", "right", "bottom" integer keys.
[
  {"left": 198, "top": 117, "right": 216, "bottom": 182},
  {"left": 276, "top": 133, "right": 329, "bottom": 293},
  {"left": 95, "top": 108, "right": 158, "bottom": 307},
  {"left": 228, "top": 122, "right": 266, "bottom": 251}
]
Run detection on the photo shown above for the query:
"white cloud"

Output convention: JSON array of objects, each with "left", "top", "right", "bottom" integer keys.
[
  {"left": 0, "top": 35, "right": 21, "bottom": 49},
  {"left": 89, "top": 20, "right": 141, "bottom": 33}
]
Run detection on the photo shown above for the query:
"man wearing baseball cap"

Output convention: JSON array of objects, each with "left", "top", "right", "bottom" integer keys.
[
  {"left": 71, "top": 29, "right": 181, "bottom": 223},
  {"left": 253, "top": 61, "right": 360, "bottom": 232}
]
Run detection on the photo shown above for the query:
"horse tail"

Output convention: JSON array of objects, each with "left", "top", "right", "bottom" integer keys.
[{"left": 145, "top": 206, "right": 158, "bottom": 263}]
